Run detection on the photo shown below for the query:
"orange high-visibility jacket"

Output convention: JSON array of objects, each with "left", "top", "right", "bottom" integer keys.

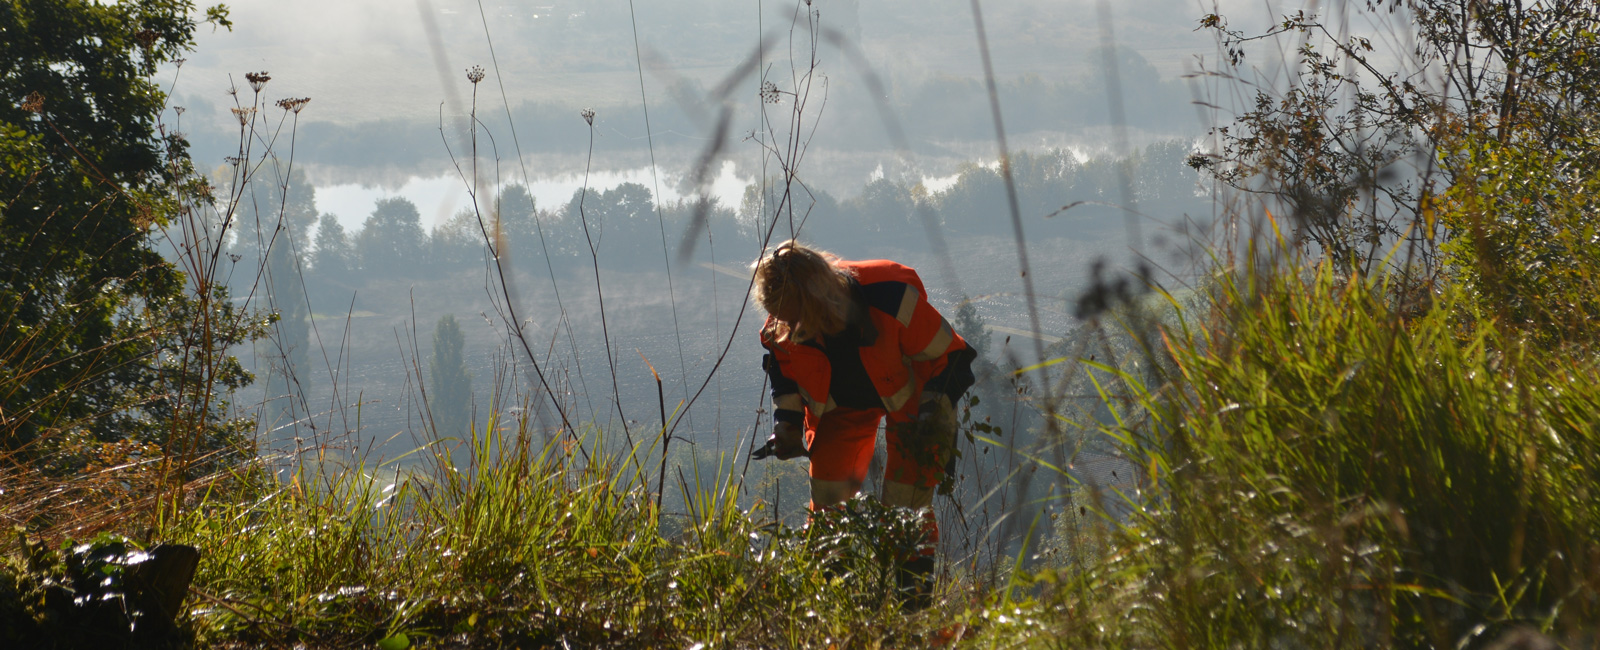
[{"left": 761, "top": 259, "right": 972, "bottom": 426}]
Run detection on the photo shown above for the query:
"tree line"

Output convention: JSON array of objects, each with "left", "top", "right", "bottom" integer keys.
[{"left": 237, "top": 141, "right": 1205, "bottom": 318}]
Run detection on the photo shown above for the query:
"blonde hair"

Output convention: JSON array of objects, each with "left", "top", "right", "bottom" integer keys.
[{"left": 753, "top": 240, "right": 856, "bottom": 343}]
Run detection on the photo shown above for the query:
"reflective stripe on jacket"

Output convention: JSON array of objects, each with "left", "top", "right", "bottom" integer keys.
[{"left": 761, "top": 259, "right": 967, "bottom": 425}]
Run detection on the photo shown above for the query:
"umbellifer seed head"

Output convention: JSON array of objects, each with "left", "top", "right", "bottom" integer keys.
[
  {"left": 245, "top": 71, "right": 271, "bottom": 92},
  {"left": 275, "top": 97, "right": 312, "bottom": 114}
]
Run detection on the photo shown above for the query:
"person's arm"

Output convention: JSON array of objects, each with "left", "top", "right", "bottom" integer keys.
[
  {"left": 759, "top": 334, "right": 807, "bottom": 460},
  {"left": 763, "top": 349, "right": 805, "bottom": 425}
]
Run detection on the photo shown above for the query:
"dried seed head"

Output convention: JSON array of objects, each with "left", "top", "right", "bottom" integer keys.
[
  {"left": 760, "top": 81, "right": 781, "bottom": 104},
  {"left": 580, "top": 108, "right": 596, "bottom": 125},
  {"left": 134, "top": 204, "right": 156, "bottom": 230},
  {"left": 230, "top": 106, "right": 256, "bottom": 125},
  {"left": 275, "top": 97, "right": 311, "bottom": 114},
  {"left": 466, "top": 65, "right": 486, "bottom": 84},
  {"left": 245, "top": 71, "right": 271, "bottom": 92},
  {"left": 174, "top": 106, "right": 186, "bottom": 115},
  {"left": 21, "top": 91, "right": 44, "bottom": 114},
  {"left": 135, "top": 30, "right": 159, "bottom": 50},
  {"left": 225, "top": 156, "right": 243, "bottom": 166}
]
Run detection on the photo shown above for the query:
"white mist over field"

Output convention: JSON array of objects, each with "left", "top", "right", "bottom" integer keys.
[{"left": 314, "top": 161, "right": 752, "bottom": 233}]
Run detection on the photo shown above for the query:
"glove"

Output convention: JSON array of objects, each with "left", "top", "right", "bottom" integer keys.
[
  {"left": 891, "top": 392, "right": 958, "bottom": 471},
  {"left": 751, "top": 421, "right": 808, "bottom": 460},
  {"left": 916, "top": 393, "right": 956, "bottom": 434}
]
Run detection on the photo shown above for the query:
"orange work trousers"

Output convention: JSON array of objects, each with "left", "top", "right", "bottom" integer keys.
[
  {"left": 805, "top": 407, "right": 947, "bottom": 492},
  {"left": 806, "top": 406, "right": 944, "bottom": 556}
]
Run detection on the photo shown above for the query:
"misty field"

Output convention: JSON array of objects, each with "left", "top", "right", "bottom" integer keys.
[{"left": 7, "top": 0, "right": 1600, "bottom": 648}]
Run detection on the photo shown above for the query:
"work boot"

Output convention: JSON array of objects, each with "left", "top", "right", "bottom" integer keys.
[{"left": 896, "top": 555, "right": 935, "bottom": 611}]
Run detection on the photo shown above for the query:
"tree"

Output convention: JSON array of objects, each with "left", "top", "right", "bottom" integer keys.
[
  {"left": 849, "top": 177, "right": 913, "bottom": 239},
  {"left": 309, "top": 213, "right": 355, "bottom": 313},
  {"left": 310, "top": 213, "right": 351, "bottom": 276},
  {"left": 950, "top": 297, "right": 992, "bottom": 362},
  {"left": 356, "top": 196, "right": 427, "bottom": 279},
  {"left": 1131, "top": 140, "right": 1206, "bottom": 221},
  {"left": 563, "top": 182, "right": 663, "bottom": 270},
  {"left": 238, "top": 168, "right": 317, "bottom": 434},
  {"left": 936, "top": 164, "right": 1006, "bottom": 237},
  {"left": 428, "top": 315, "right": 472, "bottom": 440},
  {"left": 495, "top": 184, "right": 538, "bottom": 254},
  {"left": 738, "top": 178, "right": 842, "bottom": 247},
  {"left": 430, "top": 208, "right": 482, "bottom": 272},
  {"left": 433, "top": 185, "right": 540, "bottom": 273},
  {"left": 0, "top": 0, "right": 236, "bottom": 457},
  {"left": 1196, "top": 0, "right": 1600, "bottom": 283}
]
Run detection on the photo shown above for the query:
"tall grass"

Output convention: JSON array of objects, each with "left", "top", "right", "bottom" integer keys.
[
  {"left": 158, "top": 414, "right": 969, "bottom": 647},
  {"left": 990, "top": 250, "right": 1600, "bottom": 647}
]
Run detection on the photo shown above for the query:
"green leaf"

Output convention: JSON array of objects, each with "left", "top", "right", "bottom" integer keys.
[
  {"left": 205, "top": 4, "right": 233, "bottom": 31},
  {"left": 376, "top": 633, "right": 410, "bottom": 650},
  {"left": 1012, "top": 356, "right": 1075, "bottom": 376}
]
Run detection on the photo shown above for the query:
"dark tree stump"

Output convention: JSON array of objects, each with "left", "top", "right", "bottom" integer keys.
[{"left": 124, "top": 543, "right": 200, "bottom": 638}]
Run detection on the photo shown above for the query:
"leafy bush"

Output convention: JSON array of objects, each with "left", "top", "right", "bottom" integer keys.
[{"left": 1438, "top": 135, "right": 1600, "bottom": 346}]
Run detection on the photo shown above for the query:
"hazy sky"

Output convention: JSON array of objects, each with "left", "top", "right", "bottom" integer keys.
[
  {"left": 179, "top": 0, "right": 1242, "bottom": 121},
  {"left": 168, "top": 0, "right": 1305, "bottom": 229}
]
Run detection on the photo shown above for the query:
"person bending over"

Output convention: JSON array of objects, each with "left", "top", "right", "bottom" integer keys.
[{"left": 750, "top": 240, "right": 976, "bottom": 607}]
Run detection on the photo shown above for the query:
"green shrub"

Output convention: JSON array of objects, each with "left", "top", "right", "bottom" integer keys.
[{"left": 1438, "top": 135, "right": 1600, "bottom": 346}]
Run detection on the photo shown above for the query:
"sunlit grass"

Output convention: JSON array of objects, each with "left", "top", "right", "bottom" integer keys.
[
  {"left": 158, "top": 415, "right": 970, "bottom": 648},
  {"left": 994, "top": 258, "right": 1600, "bottom": 647}
]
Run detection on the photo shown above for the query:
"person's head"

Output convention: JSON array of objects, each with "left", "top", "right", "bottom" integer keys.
[{"left": 752, "top": 240, "right": 855, "bottom": 343}]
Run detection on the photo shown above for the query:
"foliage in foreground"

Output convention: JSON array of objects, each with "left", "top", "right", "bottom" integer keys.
[
  {"left": 992, "top": 262, "right": 1600, "bottom": 648},
  {"left": 142, "top": 426, "right": 965, "bottom": 649},
  {"left": 1, "top": 0, "right": 249, "bottom": 469},
  {"left": 107, "top": 255, "right": 1600, "bottom": 649},
  {"left": 15, "top": 230, "right": 1600, "bottom": 650}
]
